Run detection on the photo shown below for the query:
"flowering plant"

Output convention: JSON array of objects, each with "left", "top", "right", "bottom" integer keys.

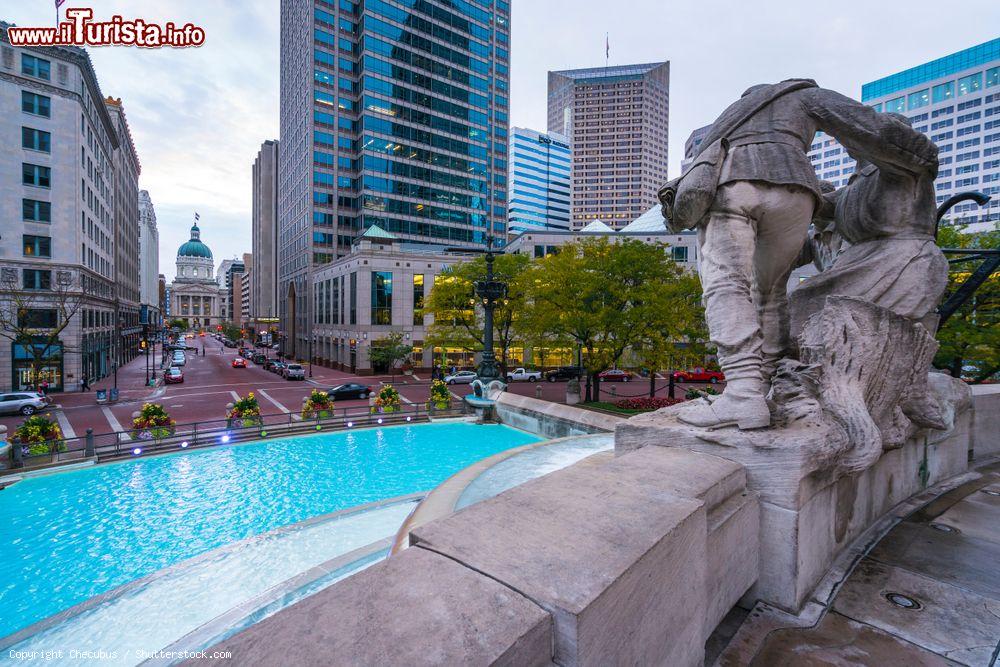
[
  {"left": 228, "top": 392, "right": 262, "bottom": 427},
  {"left": 613, "top": 397, "right": 684, "bottom": 412},
  {"left": 372, "top": 384, "right": 401, "bottom": 413},
  {"left": 302, "top": 389, "right": 334, "bottom": 419},
  {"left": 131, "top": 403, "right": 176, "bottom": 440},
  {"left": 427, "top": 379, "right": 451, "bottom": 410},
  {"left": 15, "top": 414, "right": 64, "bottom": 456}
]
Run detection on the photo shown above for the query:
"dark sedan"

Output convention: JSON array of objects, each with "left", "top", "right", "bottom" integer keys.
[
  {"left": 328, "top": 383, "right": 373, "bottom": 400},
  {"left": 545, "top": 366, "right": 584, "bottom": 382}
]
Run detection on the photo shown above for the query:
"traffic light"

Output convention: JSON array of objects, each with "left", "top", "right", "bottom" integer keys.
[{"left": 217, "top": 325, "right": 222, "bottom": 331}]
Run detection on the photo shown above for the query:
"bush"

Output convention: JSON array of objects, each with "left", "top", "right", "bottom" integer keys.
[
  {"left": 614, "top": 397, "right": 684, "bottom": 411},
  {"left": 15, "top": 415, "right": 63, "bottom": 456},
  {"left": 302, "top": 389, "right": 334, "bottom": 419},
  {"left": 373, "top": 385, "right": 401, "bottom": 413},
  {"left": 427, "top": 379, "right": 451, "bottom": 409},
  {"left": 131, "top": 403, "right": 176, "bottom": 439}
]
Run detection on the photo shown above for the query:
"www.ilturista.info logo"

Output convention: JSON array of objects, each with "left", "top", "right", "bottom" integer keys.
[{"left": 6, "top": 8, "right": 205, "bottom": 48}]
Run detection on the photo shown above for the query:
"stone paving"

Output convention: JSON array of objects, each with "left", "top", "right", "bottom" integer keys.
[{"left": 716, "top": 460, "right": 1000, "bottom": 666}]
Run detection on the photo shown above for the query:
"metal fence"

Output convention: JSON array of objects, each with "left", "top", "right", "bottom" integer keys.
[{"left": 4, "top": 402, "right": 465, "bottom": 471}]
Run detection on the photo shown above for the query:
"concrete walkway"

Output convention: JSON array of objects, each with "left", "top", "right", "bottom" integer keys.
[{"left": 714, "top": 459, "right": 1000, "bottom": 666}]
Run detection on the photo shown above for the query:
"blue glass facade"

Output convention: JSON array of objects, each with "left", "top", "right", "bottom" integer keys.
[
  {"left": 508, "top": 128, "right": 571, "bottom": 234},
  {"left": 862, "top": 38, "right": 1000, "bottom": 101},
  {"left": 309, "top": 0, "right": 509, "bottom": 258}
]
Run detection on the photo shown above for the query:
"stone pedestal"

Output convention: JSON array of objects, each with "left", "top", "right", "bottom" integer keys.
[{"left": 616, "top": 404, "right": 972, "bottom": 612}]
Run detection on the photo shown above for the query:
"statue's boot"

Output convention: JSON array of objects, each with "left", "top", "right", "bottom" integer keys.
[{"left": 678, "top": 380, "right": 771, "bottom": 430}]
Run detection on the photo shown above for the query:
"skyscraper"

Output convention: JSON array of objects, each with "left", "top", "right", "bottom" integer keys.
[
  {"left": 508, "top": 127, "right": 571, "bottom": 235},
  {"left": 138, "top": 190, "right": 160, "bottom": 328},
  {"left": 278, "top": 0, "right": 511, "bottom": 358},
  {"left": 547, "top": 62, "right": 670, "bottom": 229},
  {"left": 251, "top": 140, "right": 279, "bottom": 326}
]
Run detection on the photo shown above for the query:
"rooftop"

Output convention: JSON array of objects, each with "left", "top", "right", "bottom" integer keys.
[
  {"left": 551, "top": 61, "right": 667, "bottom": 82},
  {"left": 861, "top": 37, "right": 1000, "bottom": 101}
]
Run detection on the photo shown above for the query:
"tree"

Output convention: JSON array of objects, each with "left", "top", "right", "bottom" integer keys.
[
  {"left": 0, "top": 268, "right": 83, "bottom": 390},
  {"left": 423, "top": 253, "right": 531, "bottom": 375},
  {"left": 219, "top": 321, "right": 242, "bottom": 342},
  {"left": 368, "top": 332, "right": 413, "bottom": 380},
  {"left": 168, "top": 318, "right": 187, "bottom": 330},
  {"left": 934, "top": 225, "right": 1000, "bottom": 382},
  {"left": 523, "top": 237, "right": 704, "bottom": 402}
]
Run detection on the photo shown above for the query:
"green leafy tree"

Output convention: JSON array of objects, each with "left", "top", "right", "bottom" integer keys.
[
  {"left": 168, "top": 318, "right": 188, "bottom": 330},
  {"left": 219, "top": 321, "right": 242, "bottom": 342},
  {"left": 368, "top": 332, "right": 413, "bottom": 379},
  {"left": 934, "top": 225, "right": 1000, "bottom": 382},
  {"left": 424, "top": 253, "right": 531, "bottom": 375},
  {"left": 523, "top": 237, "right": 704, "bottom": 402}
]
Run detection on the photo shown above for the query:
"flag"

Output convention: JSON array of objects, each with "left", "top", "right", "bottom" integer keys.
[
  {"left": 605, "top": 34, "right": 609, "bottom": 60},
  {"left": 55, "top": 0, "right": 66, "bottom": 7},
  {"left": 195, "top": 212, "right": 200, "bottom": 221}
]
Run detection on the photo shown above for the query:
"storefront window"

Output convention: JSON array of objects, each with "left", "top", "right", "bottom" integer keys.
[{"left": 12, "top": 338, "right": 63, "bottom": 391}]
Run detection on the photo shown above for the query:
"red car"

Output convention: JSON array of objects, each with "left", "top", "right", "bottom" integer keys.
[
  {"left": 672, "top": 367, "right": 725, "bottom": 384},
  {"left": 232, "top": 358, "right": 247, "bottom": 368},
  {"left": 164, "top": 367, "right": 184, "bottom": 384},
  {"left": 598, "top": 369, "right": 632, "bottom": 382}
]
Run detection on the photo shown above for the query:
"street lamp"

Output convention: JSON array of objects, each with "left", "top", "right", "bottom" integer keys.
[{"left": 474, "top": 240, "right": 507, "bottom": 382}]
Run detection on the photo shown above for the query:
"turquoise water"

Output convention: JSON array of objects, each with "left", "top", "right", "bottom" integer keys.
[{"left": 0, "top": 422, "right": 540, "bottom": 639}]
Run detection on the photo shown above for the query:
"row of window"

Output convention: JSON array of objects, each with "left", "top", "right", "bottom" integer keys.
[{"left": 878, "top": 66, "right": 1000, "bottom": 113}]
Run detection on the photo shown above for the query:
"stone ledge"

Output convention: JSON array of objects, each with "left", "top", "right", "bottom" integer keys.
[
  {"left": 496, "top": 392, "right": 625, "bottom": 435},
  {"left": 192, "top": 546, "right": 553, "bottom": 667}
]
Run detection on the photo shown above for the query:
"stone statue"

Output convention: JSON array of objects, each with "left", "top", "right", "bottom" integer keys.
[{"left": 661, "top": 79, "right": 939, "bottom": 430}]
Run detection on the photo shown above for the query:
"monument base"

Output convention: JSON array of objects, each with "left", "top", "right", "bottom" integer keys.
[{"left": 615, "top": 389, "right": 972, "bottom": 612}]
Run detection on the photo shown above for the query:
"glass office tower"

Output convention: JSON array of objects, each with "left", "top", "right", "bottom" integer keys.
[
  {"left": 508, "top": 127, "right": 571, "bottom": 235},
  {"left": 279, "top": 0, "right": 511, "bottom": 358}
]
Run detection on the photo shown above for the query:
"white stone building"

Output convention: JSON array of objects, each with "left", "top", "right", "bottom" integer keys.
[{"left": 169, "top": 223, "right": 222, "bottom": 328}]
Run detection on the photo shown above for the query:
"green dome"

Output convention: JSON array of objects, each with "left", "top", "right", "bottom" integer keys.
[{"left": 177, "top": 222, "right": 213, "bottom": 259}]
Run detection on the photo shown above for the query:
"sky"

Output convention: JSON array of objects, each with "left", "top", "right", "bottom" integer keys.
[{"left": 6, "top": 1, "right": 1000, "bottom": 279}]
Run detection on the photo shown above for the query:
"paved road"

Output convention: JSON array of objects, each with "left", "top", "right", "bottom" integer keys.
[{"left": 1, "top": 337, "right": 719, "bottom": 441}]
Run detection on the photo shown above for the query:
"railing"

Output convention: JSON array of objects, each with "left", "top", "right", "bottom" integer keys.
[{"left": 3, "top": 402, "right": 465, "bottom": 471}]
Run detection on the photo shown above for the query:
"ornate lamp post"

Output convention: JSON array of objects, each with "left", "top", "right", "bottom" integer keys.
[{"left": 474, "top": 243, "right": 507, "bottom": 382}]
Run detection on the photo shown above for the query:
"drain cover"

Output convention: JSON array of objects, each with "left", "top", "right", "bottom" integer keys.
[
  {"left": 929, "top": 522, "right": 959, "bottom": 533},
  {"left": 885, "top": 592, "right": 922, "bottom": 610}
]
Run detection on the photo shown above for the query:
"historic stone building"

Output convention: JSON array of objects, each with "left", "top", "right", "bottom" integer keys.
[{"left": 168, "top": 222, "right": 222, "bottom": 328}]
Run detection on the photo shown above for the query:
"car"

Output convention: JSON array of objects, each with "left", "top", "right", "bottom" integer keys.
[
  {"left": 506, "top": 368, "right": 542, "bottom": 382},
  {"left": 0, "top": 391, "right": 50, "bottom": 416},
  {"left": 172, "top": 353, "right": 186, "bottom": 367},
  {"left": 671, "top": 367, "right": 725, "bottom": 384},
  {"left": 284, "top": 363, "right": 305, "bottom": 380},
  {"left": 164, "top": 367, "right": 184, "bottom": 384},
  {"left": 269, "top": 361, "right": 287, "bottom": 374},
  {"left": 327, "top": 383, "right": 372, "bottom": 400},
  {"left": 185, "top": 333, "right": 195, "bottom": 339},
  {"left": 199, "top": 332, "right": 206, "bottom": 337},
  {"left": 444, "top": 370, "right": 478, "bottom": 385},
  {"left": 232, "top": 358, "right": 247, "bottom": 369},
  {"left": 252, "top": 353, "right": 267, "bottom": 365},
  {"left": 271, "top": 344, "right": 280, "bottom": 350},
  {"left": 545, "top": 366, "right": 584, "bottom": 382},
  {"left": 598, "top": 369, "right": 631, "bottom": 382}
]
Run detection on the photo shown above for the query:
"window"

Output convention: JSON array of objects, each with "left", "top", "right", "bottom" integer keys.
[
  {"left": 23, "top": 235, "right": 51, "bottom": 257},
  {"left": 21, "top": 91, "right": 51, "bottom": 117},
  {"left": 371, "top": 271, "right": 393, "bottom": 325},
  {"left": 988, "top": 67, "right": 1000, "bottom": 88},
  {"left": 413, "top": 274, "right": 424, "bottom": 325},
  {"left": 907, "top": 89, "right": 929, "bottom": 110},
  {"left": 22, "top": 163, "right": 51, "bottom": 188},
  {"left": 932, "top": 81, "right": 954, "bottom": 104},
  {"left": 21, "top": 54, "right": 50, "bottom": 80},
  {"left": 349, "top": 272, "right": 357, "bottom": 325},
  {"left": 671, "top": 246, "right": 688, "bottom": 262},
  {"left": 884, "top": 97, "right": 905, "bottom": 113},
  {"left": 22, "top": 127, "right": 51, "bottom": 152},
  {"left": 22, "top": 199, "right": 51, "bottom": 222},
  {"left": 957, "top": 73, "right": 982, "bottom": 97},
  {"left": 23, "top": 269, "right": 52, "bottom": 290},
  {"left": 17, "top": 309, "right": 58, "bottom": 328}
]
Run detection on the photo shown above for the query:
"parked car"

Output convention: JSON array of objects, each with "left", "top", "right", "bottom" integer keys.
[
  {"left": 164, "top": 367, "right": 184, "bottom": 384},
  {"left": 239, "top": 348, "right": 252, "bottom": 359},
  {"left": 444, "top": 370, "right": 478, "bottom": 385},
  {"left": 284, "top": 363, "right": 305, "bottom": 380},
  {"left": 269, "top": 361, "right": 286, "bottom": 375},
  {"left": 263, "top": 358, "right": 279, "bottom": 371},
  {"left": 231, "top": 358, "right": 247, "bottom": 369},
  {"left": 545, "top": 366, "right": 584, "bottom": 383},
  {"left": 0, "top": 391, "right": 50, "bottom": 416},
  {"left": 672, "top": 367, "right": 725, "bottom": 384},
  {"left": 328, "top": 383, "right": 372, "bottom": 400},
  {"left": 506, "top": 368, "right": 542, "bottom": 382},
  {"left": 598, "top": 369, "right": 631, "bottom": 382},
  {"left": 252, "top": 353, "right": 267, "bottom": 365}
]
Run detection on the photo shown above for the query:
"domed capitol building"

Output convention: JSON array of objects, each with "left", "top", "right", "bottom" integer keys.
[{"left": 169, "top": 221, "right": 222, "bottom": 327}]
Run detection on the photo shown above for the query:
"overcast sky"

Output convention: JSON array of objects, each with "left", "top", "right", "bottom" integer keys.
[{"left": 7, "top": 1, "right": 1000, "bottom": 278}]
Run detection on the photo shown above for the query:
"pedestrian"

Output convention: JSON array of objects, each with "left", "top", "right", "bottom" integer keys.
[
  {"left": 81, "top": 375, "right": 90, "bottom": 392},
  {"left": 39, "top": 379, "right": 49, "bottom": 395}
]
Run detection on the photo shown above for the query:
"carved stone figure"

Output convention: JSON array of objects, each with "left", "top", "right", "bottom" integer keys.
[{"left": 663, "top": 80, "right": 938, "bottom": 430}]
